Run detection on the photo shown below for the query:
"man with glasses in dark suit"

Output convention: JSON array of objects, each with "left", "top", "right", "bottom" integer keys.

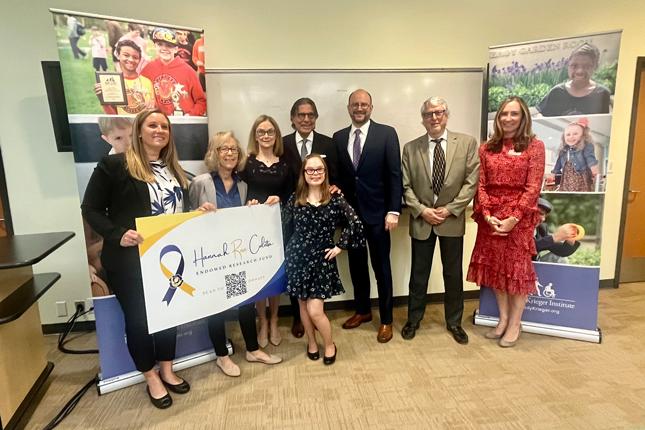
[{"left": 333, "top": 89, "right": 402, "bottom": 343}]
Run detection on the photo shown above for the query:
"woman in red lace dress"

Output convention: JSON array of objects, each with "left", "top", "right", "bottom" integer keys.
[{"left": 467, "top": 96, "right": 545, "bottom": 347}]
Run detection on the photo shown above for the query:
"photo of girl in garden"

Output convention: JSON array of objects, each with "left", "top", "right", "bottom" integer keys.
[{"left": 487, "top": 32, "right": 620, "bottom": 117}]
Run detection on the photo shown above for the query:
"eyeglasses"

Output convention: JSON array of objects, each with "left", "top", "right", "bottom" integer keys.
[
  {"left": 304, "top": 168, "right": 325, "bottom": 175},
  {"left": 296, "top": 112, "right": 316, "bottom": 120},
  {"left": 422, "top": 110, "right": 446, "bottom": 119},
  {"left": 218, "top": 146, "right": 239, "bottom": 154},
  {"left": 350, "top": 102, "right": 371, "bottom": 109},
  {"left": 256, "top": 129, "right": 276, "bottom": 137}
]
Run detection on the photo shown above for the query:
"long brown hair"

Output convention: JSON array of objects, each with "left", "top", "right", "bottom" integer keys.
[
  {"left": 295, "top": 154, "right": 331, "bottom": 207},
  {"left": 487, "top": 96, "right": 534, "bottom": 153},
  {"left": 247, "top": 114, "right": 284, "bottom": 157},
  {"left": 125, "top": 109, "right": 188, "bottom": 188}
]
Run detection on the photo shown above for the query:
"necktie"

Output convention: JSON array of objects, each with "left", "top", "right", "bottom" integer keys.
[
  {"left": 352, "top": 129, "right": 361, "bottom": 170},
  {"left": 300, "top": 138, "right": 308, "bottom": 160},
  {"left": 432, "top": 138, "right": 445, "bottom": 195}
]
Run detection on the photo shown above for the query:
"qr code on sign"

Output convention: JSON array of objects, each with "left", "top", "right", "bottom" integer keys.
[{"left": 225, "top": 271, "right": 247, "bottom": 299}]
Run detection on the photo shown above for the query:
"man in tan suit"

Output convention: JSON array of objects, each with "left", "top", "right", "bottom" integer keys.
[{"left": 401, "top": 97, "right": 480, "bottom": 344}]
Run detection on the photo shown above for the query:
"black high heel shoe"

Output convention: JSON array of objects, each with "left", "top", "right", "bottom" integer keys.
[
  {"left": 146, "top": 386, "right": 172, "bottom": 409},
  {"left": 307, "top": 345, "right": 320, "bottom": 361},
  {"left": 323, "top": 344, "right": 337, "bottom": 365}
]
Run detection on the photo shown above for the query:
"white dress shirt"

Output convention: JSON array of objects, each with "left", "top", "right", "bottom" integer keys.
[
  {"left": 296, "top": 131, "right": 313, "bottom": 157},
  {"left": 347, "top": 120, "right": 371, "bottom": 165}
]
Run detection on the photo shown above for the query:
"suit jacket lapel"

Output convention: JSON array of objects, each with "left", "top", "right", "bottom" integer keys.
[
  {"left": 417, "top": 136, "right": 432, "bottom": 184},
  {"left": 311, "top": 131, "right": 321, "bottom": 154},
  {"left": 133, "top": 178, "right": 151, "bottom": 216},
  {"left": 337, "top": 127, "right": 354, "bottom": 171},
  {"left": 356, "top": 122, "right": 375, "bottom": 171},
  {"left": 444, "top": 130, "right": 457, "bottom": 178}
]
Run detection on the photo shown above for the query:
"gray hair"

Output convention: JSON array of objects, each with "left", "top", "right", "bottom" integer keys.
[{"left": 420, "top": 97, "right": 450, "bottom": 116}]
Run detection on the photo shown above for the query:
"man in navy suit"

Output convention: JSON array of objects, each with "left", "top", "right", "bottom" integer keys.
[
  {"left": 333, "top": 89, "right": 402, "bottom": 343},
  {"left": 282, "top": 97, "right": 339, "bottom": 339}
]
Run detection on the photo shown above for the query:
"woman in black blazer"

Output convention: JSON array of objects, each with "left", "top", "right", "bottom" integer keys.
[{"left": 82, "top": 109, "right": 211, "bottom": 409}]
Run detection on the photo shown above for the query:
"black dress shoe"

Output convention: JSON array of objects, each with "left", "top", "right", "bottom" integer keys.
[
  {"left": 146, "top": 386, "right": 172, "bottom": 409},
  {"left": 307, "top": 346, "right": 320, "bottom": 361},
  {"left": 161, "top": 378, "right": 190, "bottom": 394},
  {"left": 323, "top": 344, "right": 337, "bottom": 365},
  {"left": 447, "top": 325, "right": 469, "bottom": 344},
  {"left": 401, "top": 321, "right": 420, "bottom": 340}
]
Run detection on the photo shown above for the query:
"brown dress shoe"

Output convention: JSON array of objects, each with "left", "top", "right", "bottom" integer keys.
[
  {"left": 342, "top": 313, "right": 373, "bottom": 329},
  {"left": 377, "top": 324, "right": 393, "bottom": 343},
  {"left": 291, "top": 319, "right": 305, "bottom": 338}
]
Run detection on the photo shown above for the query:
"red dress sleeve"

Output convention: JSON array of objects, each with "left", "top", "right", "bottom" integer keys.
[
  {"left": 511, "top": 139, "right": 545, "bottom": 220},
  {"left": 475, "top": 144, "right": 492, "bottom": 218}
]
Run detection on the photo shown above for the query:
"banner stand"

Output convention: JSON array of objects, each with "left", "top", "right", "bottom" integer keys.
[{"left": 473, "top": 311, "right": 601, "bottom": 344}]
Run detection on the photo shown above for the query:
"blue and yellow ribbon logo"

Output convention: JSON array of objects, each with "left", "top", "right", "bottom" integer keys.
[{"left": 159, "top": 244, "right": 196, "bottom": 305}]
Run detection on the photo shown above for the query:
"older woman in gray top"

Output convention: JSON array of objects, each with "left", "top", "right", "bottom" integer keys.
[{"left": 189, "top": 131, "right": 282, "bottom": 377}]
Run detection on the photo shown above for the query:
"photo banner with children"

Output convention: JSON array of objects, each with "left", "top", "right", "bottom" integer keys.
[
  {"left": 475, "top": 30, "right": 622, "bottom": 343},
  {"left": 49, "top": 9, "right": 212, "bottom": 394}
]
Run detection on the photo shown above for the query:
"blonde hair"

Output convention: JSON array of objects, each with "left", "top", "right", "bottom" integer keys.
[
  {"left": 247, "top": 114, "right": 284, "bottom": 157},
  {"left": 487, "top": 96, "right": 534, "bottom": 153},
  {"left": 125, "top": 109, "right": 188, "bottom": 188},
  {"left": 98, "top": 116, "right": 132, "bottom": 135},
  {"left": 559, "top": 122, "right": 593, "bottom": 153},
  {"left": 295, "top": 154, "right": 331, "bottom": 207},
  {"left": 204, "top": 131, "right": 247, "bottom": 172}
]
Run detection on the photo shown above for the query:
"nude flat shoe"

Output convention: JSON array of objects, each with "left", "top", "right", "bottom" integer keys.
[
  {"left": 498, "top": 327, "right": 522, "bottom": 348},
  {"left": 245, "top": 351, "right": 283, "bottom": 365},
  {"left": 216, "top": 357, "right": 241, "bottom": 377},
  {"left": 269, "top": 327, "right": 282, "bottom": 346},
  {"left": 485, "top": 328, "right": 504, "bottom": 339}
]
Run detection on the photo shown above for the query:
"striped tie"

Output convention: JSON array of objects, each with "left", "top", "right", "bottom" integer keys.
[
  {"left": 432, "top": 138, "right": 445, "bottom": 196},
  {"left": 352, "top": 129, "right": 361, "bottom": 170}
]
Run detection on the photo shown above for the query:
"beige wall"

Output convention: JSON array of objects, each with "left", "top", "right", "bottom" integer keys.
[{"left": 1, "top": 0, "right": 643, "bottom": 323}]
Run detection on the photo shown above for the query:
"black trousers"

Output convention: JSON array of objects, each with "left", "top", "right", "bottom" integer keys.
[
  {"left": 347, "top": 221, "right": 394, "bottom": 324},
  {"left": 407, "top": 232, "right": 464, "bottom": 327},
  {"left": 68, "top": 36, "right": 85, "bottom": 59},
  {"left": 208, "top": 302, "right": 259, "bottom": 357},
  {"left": 107, "top": 270, "right": 176, "bottom": 373}
]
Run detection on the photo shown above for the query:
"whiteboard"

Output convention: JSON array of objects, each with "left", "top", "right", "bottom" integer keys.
[{"left": 205, "top": 69, "right": 484, "bottom": 147}]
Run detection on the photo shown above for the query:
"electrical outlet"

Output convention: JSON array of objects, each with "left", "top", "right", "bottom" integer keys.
[
  {"left": 56, "top": 301, "right": 68, "bottom": 317},
  {"left": 85, "top": 298, "right": 94, "bottom": 312},
  {"left": 74, "top": 300, "right": 86, "bottom": 313}
]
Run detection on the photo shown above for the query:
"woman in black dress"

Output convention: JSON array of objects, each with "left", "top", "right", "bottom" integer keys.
[
  {"left": 284, "top": 154, "right": 365, "bottom": 364},
  {"left": 239, "top": 115, "right": 295, "bottom": 348}
]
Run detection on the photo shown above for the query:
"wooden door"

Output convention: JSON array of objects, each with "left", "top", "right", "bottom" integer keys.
[{"left": 620, "top": 64, "right": 645, "bottom": 282}]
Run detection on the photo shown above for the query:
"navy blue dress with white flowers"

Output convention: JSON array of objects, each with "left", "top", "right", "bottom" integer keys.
[{"left": 283, "top": 193, "right": 365, "bottom": 300}]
